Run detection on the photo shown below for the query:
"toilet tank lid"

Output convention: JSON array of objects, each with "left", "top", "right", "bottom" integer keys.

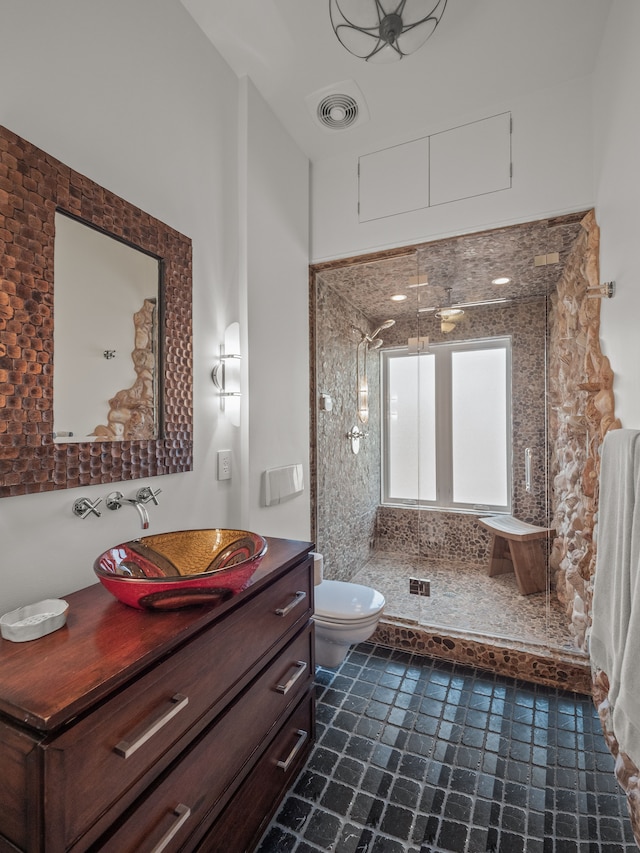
[{"left": 315, "top": 580, "right": 385, "bottom": 620}]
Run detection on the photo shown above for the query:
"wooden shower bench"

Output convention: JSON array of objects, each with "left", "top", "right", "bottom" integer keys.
[{"left": 478, "top": 515, "right": 555, "bottom": 596}]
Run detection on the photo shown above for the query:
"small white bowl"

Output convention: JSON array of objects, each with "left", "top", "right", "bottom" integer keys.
[{"left": 0, "top": 599, "right": 69, "bottom": 643}]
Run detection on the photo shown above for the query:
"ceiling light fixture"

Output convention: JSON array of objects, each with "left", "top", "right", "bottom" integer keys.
[
  {"left": 491, "top": 276, "right": 511, "bottom": 285},
  {"left": 391, "top": 294, "right": 407, "bottom": 301},
  {"left": 433, "top": 287, "right": 464, "bottom": 333},
  {"left": 435, "top": 306, "right": 464, "bottom": 333},
  {"left": 329, "top": 0, "right": 447, "bottom": 63}
]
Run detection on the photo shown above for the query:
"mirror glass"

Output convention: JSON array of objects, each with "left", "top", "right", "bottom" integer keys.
[{"left": 53, "top": 213, "right": 160, "bottom": 443}]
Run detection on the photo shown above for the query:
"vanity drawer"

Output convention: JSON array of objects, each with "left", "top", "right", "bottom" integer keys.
[
  {"left": 92, "top": 624, "right": 314, "bottom": 853},
  {"left": 45, "top": 559, "right": 313, "bottom": 851},
  {"left": 197, "top": 691, "right": 315, "bottom": 852}
]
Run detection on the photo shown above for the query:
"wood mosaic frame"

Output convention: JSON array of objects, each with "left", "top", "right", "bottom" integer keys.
[{"left": 0, "top": 125, "right": 193, "bottom": 497}]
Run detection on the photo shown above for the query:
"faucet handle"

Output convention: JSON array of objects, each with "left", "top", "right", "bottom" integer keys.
[
  {"left": 136, "top": 486, "right": 162, "bottom": 505},
  {"left": 105, "top": 491, "right": 124, "bottom": 511},
  {"left": 72, "top": 496, "right": 103, "bottom": 519}
]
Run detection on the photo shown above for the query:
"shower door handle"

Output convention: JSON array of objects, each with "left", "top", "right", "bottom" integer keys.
[{"left": 525, "top": 447, "right": 532, "bottom": 493}]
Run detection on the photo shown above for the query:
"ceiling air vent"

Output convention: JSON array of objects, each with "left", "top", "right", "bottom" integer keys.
[
  {"left": 305, "top": 80, "right": 370, "bottom": 132},
  {"left": 317, "top": 93, "right": 359, "bottom": 130}
]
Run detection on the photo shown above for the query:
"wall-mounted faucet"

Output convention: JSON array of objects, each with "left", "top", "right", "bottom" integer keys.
[
  {"left": 105, "top": 491, "right": 150, "bottom": 529},
  {"left": 73, "top": 486, "right": 161, "bottom": 527}
]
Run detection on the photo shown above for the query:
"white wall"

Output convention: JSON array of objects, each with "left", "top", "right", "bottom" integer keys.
[
  {"left": 594, "top": 0, "right": 640, "bottom": 429},
  {"left": 240, "top": 80, "right": 311, "bottom": 541},
  {"left": 0, "top": 0, "right": 309, "bottom": 612},
  {"left": 311, "top": 75, "right": 596, "bottom": 262}
]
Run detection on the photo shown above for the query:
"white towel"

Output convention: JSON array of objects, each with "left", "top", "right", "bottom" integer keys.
[{"left": 590, "top": 428, "right": 640, "bottom": 768}]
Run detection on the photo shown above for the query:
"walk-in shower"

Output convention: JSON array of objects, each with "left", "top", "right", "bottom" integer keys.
[{"left": 310, "top": 214, "right": 593, "bottom": 683}]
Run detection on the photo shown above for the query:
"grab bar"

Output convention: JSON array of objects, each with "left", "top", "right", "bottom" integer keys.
[{"left": 525, "top": 447, "right": 532, "bottom": 493}]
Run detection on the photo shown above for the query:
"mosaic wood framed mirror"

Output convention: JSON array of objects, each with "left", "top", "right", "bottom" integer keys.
[{"left": 0, "top": 125, "right": 193, "bottom": 497}]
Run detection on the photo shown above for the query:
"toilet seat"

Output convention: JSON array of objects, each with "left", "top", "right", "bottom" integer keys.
[
  {"left": 314, "top": 580, "right": 385, "bottom": 623},
  {"left": 314, "top": 611, "right": 381, "bottom": 628}
]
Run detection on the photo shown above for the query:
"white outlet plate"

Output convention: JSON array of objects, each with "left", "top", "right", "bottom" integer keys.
[{"left": 217, "top": 450, "right": 232, "bottom": 480}]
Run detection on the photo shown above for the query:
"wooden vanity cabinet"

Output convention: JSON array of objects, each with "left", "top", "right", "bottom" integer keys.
[{"left": 0, "top": 537, "right": 315, "bottom": 853}]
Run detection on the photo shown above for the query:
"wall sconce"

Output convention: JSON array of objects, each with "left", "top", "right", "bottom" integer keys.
[
  {"left": 212, "top": 322, "right": 241, "bottom": 425},
  {"left": 358, "top": 378, "right": 369, "bottom": 425}
]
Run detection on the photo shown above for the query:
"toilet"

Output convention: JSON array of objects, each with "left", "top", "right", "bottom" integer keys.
[{"left": 313, "top": 579, "right": 386, "bottom": 668}]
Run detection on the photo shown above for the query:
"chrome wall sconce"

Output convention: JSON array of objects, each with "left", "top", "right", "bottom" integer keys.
[
  {"left": 329, "top": 0, "right": 447, "bottom": 63},
  {"left": 212, "top": 322, "right": 242, "bottom": 425},
  {"left": 211, "top": 348, "right": 242, "bottom": 398},
  {"left": 587, "top": 281, "right": 616, "bottom": 299}
]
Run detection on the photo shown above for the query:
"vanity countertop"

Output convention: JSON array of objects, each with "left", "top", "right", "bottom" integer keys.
[{"left": 0, "top": 535, "right": 313, "bottom": 731}]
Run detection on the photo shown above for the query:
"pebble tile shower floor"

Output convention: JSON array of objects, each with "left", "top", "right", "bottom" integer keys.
[{"left": 257, "top": 644, "right": 635, "bottom": 853}]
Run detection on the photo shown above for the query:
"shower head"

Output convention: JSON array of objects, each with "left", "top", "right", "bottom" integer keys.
[
  {"left": 370, "top": 319, "right": 396, "bottom": 339},
  {"left": 352, "top": 319, "right": 395, "bottom": 346}
]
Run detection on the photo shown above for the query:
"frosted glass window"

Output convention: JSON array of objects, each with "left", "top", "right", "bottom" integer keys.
[
  {"left": 387, "top": 354, "right": 436, "bottom": 501},
  {"left": 451, "top": 349, "right": 508, "bottom": 505},
  {"left": 383, "top": 338, "right": 511, "bottom": 512}
]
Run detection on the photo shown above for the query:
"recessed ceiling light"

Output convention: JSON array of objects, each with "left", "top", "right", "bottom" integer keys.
[
  {"left": 391, "top": 294, "right": 407, "bottom": 302},
  {"left": 492, "top": 276, "right": 511, "bottom": 285}
]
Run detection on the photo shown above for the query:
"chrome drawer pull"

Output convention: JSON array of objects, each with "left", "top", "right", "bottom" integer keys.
[
  {"left": 275, "top": 660, "right": 307, "bottom": 695},
  {"left": 114, "top": 693, "right": 189, "bottom": 759},
  {"left": 275, "top": 590, "right": 306, "bottom": 617},
  {"left": 277, "top": 729, "right": 308, "bottom": 773},
  {"left": 150, "top": 803, "right": 191, "bottom": 853}
]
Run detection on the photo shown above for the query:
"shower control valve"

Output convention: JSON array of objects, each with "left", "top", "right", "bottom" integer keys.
[{"left": 346, "top": 426, "right": 368, "bottom": 441}]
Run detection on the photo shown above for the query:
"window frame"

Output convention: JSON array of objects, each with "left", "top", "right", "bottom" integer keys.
[{"left": 381, "top": 336, "right": 513, "bottom": 514}]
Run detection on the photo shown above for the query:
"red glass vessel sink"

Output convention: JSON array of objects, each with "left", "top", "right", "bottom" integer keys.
[{"left": 94, "top": 529, "right": 268, "bottom": 610}]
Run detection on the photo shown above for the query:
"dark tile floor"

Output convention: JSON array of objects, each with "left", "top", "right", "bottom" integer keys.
[{"left": 257, "top": 644, "right": 637, "bottom": 853}]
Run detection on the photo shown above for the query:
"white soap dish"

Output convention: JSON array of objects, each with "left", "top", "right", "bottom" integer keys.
[{"left": 0, "top": 599, "right": 69, "bottom": 643}]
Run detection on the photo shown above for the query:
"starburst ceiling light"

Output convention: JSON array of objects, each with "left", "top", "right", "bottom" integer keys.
[{"left": 329, "top": 0, "right": 447, "bottom": 63}]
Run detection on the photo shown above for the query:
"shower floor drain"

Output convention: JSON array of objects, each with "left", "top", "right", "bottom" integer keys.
[{"left": 409, "top": 577, "right": 431, "bottom": 596}]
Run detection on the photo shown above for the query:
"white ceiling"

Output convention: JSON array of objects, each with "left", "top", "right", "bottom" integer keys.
[{"left": 180, "top": 0, "right": 612, "bottom": 163}]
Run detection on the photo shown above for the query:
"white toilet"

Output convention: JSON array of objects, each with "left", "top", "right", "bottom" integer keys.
[{"left": 313, "top": 579, "right": 386, "bottom": 668}]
